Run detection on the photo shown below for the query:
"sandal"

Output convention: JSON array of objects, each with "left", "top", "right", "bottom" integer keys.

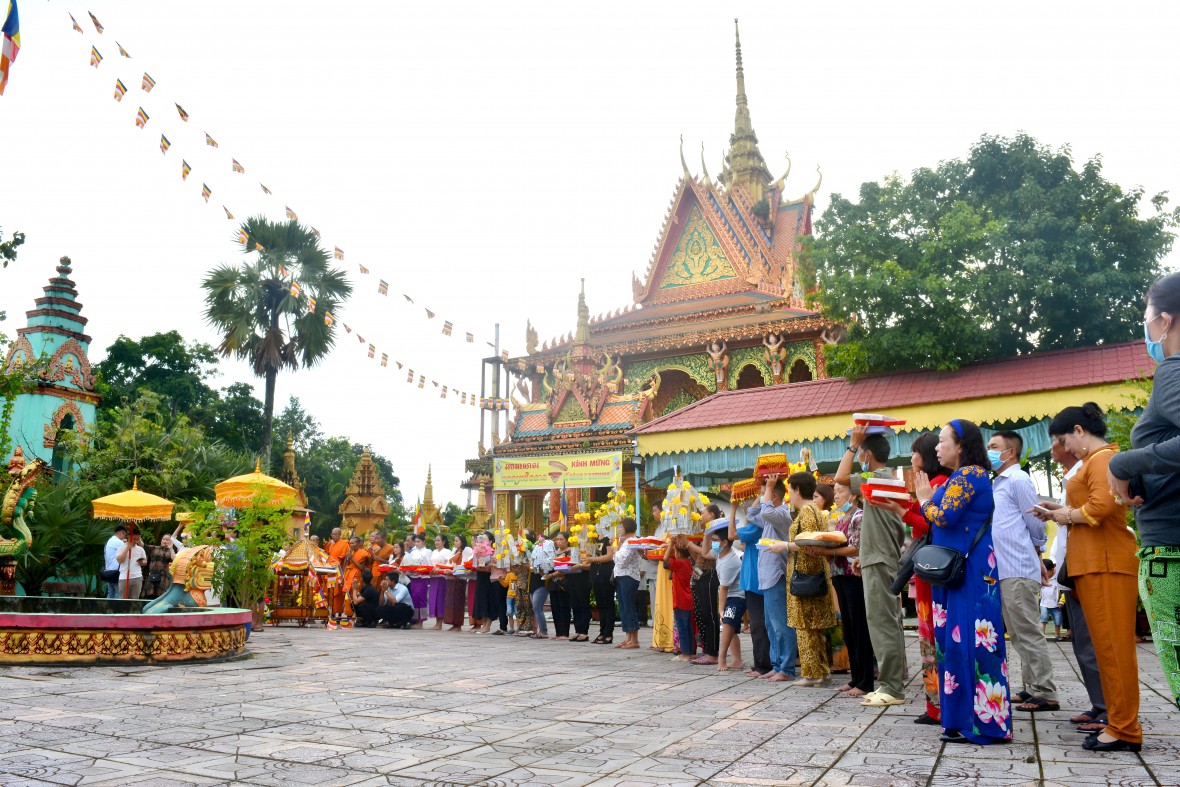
[
  {"left": 592, "top": 635, "right": 605, "bottom": 644},
  {"left": 1070, "top": 708, "right": 1101, "bottom": 724},
  {"left": 691, "top": 656, "right": 718, "bottom": 665},
  {"left": 601, "top": 637, "right": 612, "bottom": 645},
  {"left": 1076, "top": 721, "right": 1108, "bottom": 733},
  {"left": 1016, "top": 696, "right": 1060, "bottom": 713}
]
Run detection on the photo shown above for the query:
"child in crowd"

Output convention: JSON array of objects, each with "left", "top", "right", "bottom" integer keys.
[
  {"left": 664, "top": 534, "right": 696, "bottom": 662},
  {"left": 715, "top": 532, "right": 745, "bottom": 671},
  {"left": 1040, "top": 558, "right": 1064, "bottom": 641},
  {"left": 505, "top": 571, "right": 518, "bottom": 634}
]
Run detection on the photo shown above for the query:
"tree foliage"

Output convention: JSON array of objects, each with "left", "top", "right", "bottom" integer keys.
[
  {"left": 811, "top": 133, "right": 1179, "bottom": 378},
  {"left": 18, "top": 479, "right": 112, "bottom": 596},
  {"left": 203, "top": 217, "right": 352, "bottom": 466},
  {"left": 183, "top": 495, "right": 290, "bottom": 609}
]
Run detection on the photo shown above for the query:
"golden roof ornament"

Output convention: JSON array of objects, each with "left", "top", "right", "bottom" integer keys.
[
  {"left": 575, "top": 279, "right": 590, "bottom": 343},
  {"left": 719, "top": 19, "right": 772, "bottom": 202}
]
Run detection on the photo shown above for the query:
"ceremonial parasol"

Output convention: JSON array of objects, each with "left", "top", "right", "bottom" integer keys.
[
  {"left": 91, "top": 478, "right": 175, "bottom": 599},
  {"left": 214, "top": 458, "right": 298, "bottom": 508}
]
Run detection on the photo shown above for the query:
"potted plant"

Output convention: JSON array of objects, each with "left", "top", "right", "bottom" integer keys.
[{"left": 184, "top": 492, "right": 291, "bottom": 627}]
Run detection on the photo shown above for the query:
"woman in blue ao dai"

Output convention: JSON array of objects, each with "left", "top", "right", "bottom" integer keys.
[{"left": 915, "top": 419, "right": 1012, "bottom": 745}]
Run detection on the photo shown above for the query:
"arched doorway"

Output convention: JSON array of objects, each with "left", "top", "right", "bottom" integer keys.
[
  {"left": 652, "top": 369, "right": 710, "bottom": 416},
  {"left": 735, "top": 364, "right": 766, "bottom": 390},
  {"left": 50, "top": 414, "right": 76, "bottom": 477},
  {"left": 788, "top": 359, "right": 813, "bottom": 383}
]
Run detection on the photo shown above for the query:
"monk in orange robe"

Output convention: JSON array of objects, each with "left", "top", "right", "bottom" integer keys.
[
  {"left": 326, "top": 527, "right": 350, "bottom": 619},
  {"left": 341, "top": 536, "right": 372, "bottom": 618},
  {"left": 369, "top": 531, "right": 394, "bottom": 587}
]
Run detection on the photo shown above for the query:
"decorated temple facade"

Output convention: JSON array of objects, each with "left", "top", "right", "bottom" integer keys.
[
  {"left": 338, "top": 449, "right": 390, "bottom": 537},
  {"left": 465, "top": 22, "right": 836, "bottom": 528},
  {"left": 3, "top": 256, "right": 100, "bottom": 473}
]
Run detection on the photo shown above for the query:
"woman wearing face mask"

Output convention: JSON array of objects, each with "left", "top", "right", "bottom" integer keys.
[
  {"left": 827, "top": 481, "right": 873, "bottom": 696},
  {"left": 1107, "top": 274, "right": 1180, "bottom": 719}
]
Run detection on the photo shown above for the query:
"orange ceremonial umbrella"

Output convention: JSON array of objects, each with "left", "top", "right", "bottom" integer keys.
[{"left": 214, "top": 458, "right": 298, "bottom": 508}]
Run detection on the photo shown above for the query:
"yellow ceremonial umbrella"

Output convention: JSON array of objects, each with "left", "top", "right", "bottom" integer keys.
[
  {"left": 91, "top": 478, "right": 175, "bottom": 599},
  {"left": 214, "top": 458, "right": 298, "bottom": 508}
]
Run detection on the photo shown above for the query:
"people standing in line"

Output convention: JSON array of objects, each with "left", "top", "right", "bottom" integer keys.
[
  {"left": 835, "top": 424, "right": 907, "bottom": 707},
  {"left": 612, "top": 517, "right": 644, "bottom": 650},
  {"left": 664, "top": 534, "right": 697, "bottom": 662},
  {"left": 404, "top": 533, "right": 431, "bottom": 628},
  {"left": 583, "top": 533, "right": 617, "bottom": 644},
  {"left": 369, "top": 531, "right": 394, "bottom": 586},
  {"left": 731, "top": 473, "right": 796, "bottom": 682},
  {"left": 827, "top": 482, "right": 874, "bottom": 697},
  {"left": 529, "top": 531, "right": 556, "bottom": 639},
  {"left": 876, "top": 433, "right": 950, "bottom": 721},
  {"left": 428, "top": 533, "right": 453, "bottom": 630},
  {"left": 1048, "top": 436, "right": 1107, "bottom": 733},
  {"left": 715, "top": 529, "right": 745, "bottom": 671},
  {"left": 513, "top": 530, "right": 536, "bottom": 637},
  {"left": 1037, "top": 403, "right": 1141, "bottom": 752},
  {"left": 1108, "top": 271, "right": 1180, "bottom": 715},
  {"left": 341, "top": 536, "right": 372, "bottom": 625},
  {"left": 690, "top": 504, "right": 723, "bottom": 665},
  {"left": 566, "top": 544, "right": 592, "bottom": 642},
  {"left": 987, "top": 430, "right": 1059, "bottom": 713},
  {"left": 544, "top": 532, "right": 574, "bottom": 640},
  {"left": 326, "top": 527, "right": 350, "bottom": 624},
  {"left": 768, "top": 472, "right": 836, "bottom": 686},
  {"left": 917, "top": 418, "right": 1010, "bottom": 745},
  {"left": 651, "top": 503, "right": 676, "bottom": 654}
]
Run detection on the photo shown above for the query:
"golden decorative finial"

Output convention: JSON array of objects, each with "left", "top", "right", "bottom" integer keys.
[
  {"left": 734, "top": 19, "right": 749, "bottom": 133},
  {"left": 679, "top": 135, "right": 691, "bottom": 178},
  {"left": 771, "top": 151, "right": 792, "bottom": 191},
  {"left": 700, "top": 142, "right": 713, "bottom": 189},
  {"left": 132, "top": 476, "right": 139, "bottom": 491},
  {"left": 575, "top": 279, "right": 590, "bottom": 343},
  {"left": 720, "top": 19, "right": 772, "bottom": 201},
  {"left": 254, "top": 457, "right": 262, "bottom": 473}
]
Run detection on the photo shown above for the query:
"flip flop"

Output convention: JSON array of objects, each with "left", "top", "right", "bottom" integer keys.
[
  {"left": 690, "top": 657, "right": 717, "bottom": 665},
  {"left": 860, "top": 691, "right": 906, "bottom": 707},
  {"left": 1016, "top": 696, "right": 1060, "bottom": 712}
]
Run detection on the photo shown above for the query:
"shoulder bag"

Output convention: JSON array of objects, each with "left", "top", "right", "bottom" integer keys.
[
  {"left": 890, "top": 532, "right": 929, "bottom": 595},
  {"left": 913, "top": 515, "right": 991, "bottom": 588},
  {"left": 788, "top": 513, "right": 829, "bottom": 598}
]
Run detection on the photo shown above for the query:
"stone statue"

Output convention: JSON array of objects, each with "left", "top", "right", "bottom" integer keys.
[
  {"left": 763, "top": 332, "right": 787, "bottom": 384},
  {"left": 706, "top": 340, "right": 730, "bottom": 391},
  {"left": 0, "top": 448, "right": 46, "bottom": 561},
  {"left": 637, "top": 372, "right": 662, "bottom": 422},
  {"left": 143, "top": 545, "right": 217, "bottom": 613},
  {"left": 525, "top": 320, "right": 539, "bottom": 355}
]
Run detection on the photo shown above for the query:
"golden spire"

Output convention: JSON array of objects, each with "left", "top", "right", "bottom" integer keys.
[
  {"left": 575, "top": 278, "right": 590, "bottom": 343},
  {"left": 719, "top": 19, "right": 772, "bottom": 202},
  {"left": 424, "top": 464, "right": 435, "bottom": 507}
]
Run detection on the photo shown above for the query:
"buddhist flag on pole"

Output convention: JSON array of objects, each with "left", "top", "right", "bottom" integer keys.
[
  {"left": 159, "top": 134, "right": 170, "bottom": 154},
  {"left": 307, "top": 296, "right": 316, "bottom": 313},
  {"left": 377, "top": 280, "right": 388, "bottom": 296},
  {"left": 201, "top": 184, "right": 211, "bottom": 203},
  {"left": 134, "top": 107, "right": 149, "bottom": 128},
  {"left": 442, "top": 321, "right": 453, "bottom": 336},
  {"left": 181, "top": 160, "right": 191, "bottom": 180},
  {"left": 222, "top": 205, "right": 234, "bottom": 219},
  {"left": 112, "top": 79, "right": 126, "bottom": 101},
  {"left": 231, "top": 159, "right": 244, "bottom": 173},
  {"left": 205, "top": 132, "right": 218, "bottom": 148},
  {"left": 289, "top": 281, "right": 301, "bottom": 297},
  {"left": 116, "top": 41, "right": 130, "bottom": 58},
  {"left": 174, "top": 103, "right": 188, "bottom": 121},
  {"left": 380, "top": 353, "right": 388, "bottom": 367},
  {"left": 324, "top": 311, "right": 335, "bottom": 327},
  {"left": 88, "top": 11, "right": 103, "bottom": 33},
  {"left": 89, "top": 46, "right": 102, "bottom": 68},
  {"left": 285, "top": 206, "right": 297, "bottom": 220},
  {"left": 69, "top": 13, "right": 83, "bottom": 34},
  {"left": 413, "top": 501, "right": 422, "bottom": 534},
  {"left": 367, "top": 344, "right": 376, "bottom": 359},
  {"left": 333, "top": 246, "right": 344, "bottom": 260},
  {"left": 141, "top": 72, "right": 155, "bottom": 92},
  {"left": 0, "top": 0, "right": 17, "bottom": 96}
]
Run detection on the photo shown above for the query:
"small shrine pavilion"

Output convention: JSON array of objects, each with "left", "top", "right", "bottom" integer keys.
[
  {"left": 3, "top": 256, "right": 100, "bottom": 473},
  {"left": 465, "top": 22, "right": 835, "bottom": 527},
  {"left": 338, "top": 449, "right": 390, "bottom": 537}
]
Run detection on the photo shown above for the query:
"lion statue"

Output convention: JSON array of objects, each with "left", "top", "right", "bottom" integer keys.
[{"left": 143, "top": 545, "right": 217, "bottom": 613}]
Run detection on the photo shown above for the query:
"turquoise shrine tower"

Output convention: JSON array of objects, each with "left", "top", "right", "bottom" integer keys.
[{"left": 3, "top": 256, "right": 100, "bottom": 471}]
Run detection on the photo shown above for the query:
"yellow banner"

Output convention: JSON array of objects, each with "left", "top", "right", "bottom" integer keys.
[{"left": 493, "top": 452, "right": 623, "bottom": 491}]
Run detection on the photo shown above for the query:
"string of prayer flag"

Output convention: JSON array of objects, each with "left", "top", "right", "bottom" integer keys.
[
  {"left": 201, "top": 184, "right": 211, "bottom": 202},
  {"left": 175, "top": 102, "right": 188, "bottom": 121},
  {"left": 159, "top": 134, "right": 170, "bottom": 154},
  {"left": 88, "top": 11, "right": 103, "bottom": 34},
  {"left": 141, "top": 72, "right": 154, "bottom": 92},
  {"left": 113, "top": 79, "right": 126, "bottom": 101},
  {"left": 70, "top": 14, "right": 83, "bottom": 34},
  {"left": 181, "top": 160, "right": 191, "bottom": 180},
  {"left": 116, "top": 41, "right": 130, "bottom": 58},
  {"left": 223, "top": 205, "right": 234, "bottom": 219},
  {"left": 232, "top": 159, "right": 244, "bottom": 173},
  {"left": 135, "top": 107, "right": 148, "bottom": 128},
  {"left": 89, "top": 46, "right": 101, "bottom": 68}
]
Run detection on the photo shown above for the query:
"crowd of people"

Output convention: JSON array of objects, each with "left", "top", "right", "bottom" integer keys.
[{"left": 90, "top": 272, "right": 1180, "bottom": 756}]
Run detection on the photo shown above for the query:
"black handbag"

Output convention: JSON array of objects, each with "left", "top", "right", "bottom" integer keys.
[
  {"left": 790, "top": 571, "right": 828, "bottom": 597},
  {"left": 891, "top": 532, "right": 930, "bottom": 595},
  {"left": 1056, "top": 556, "right": 1074, "bottom": 589},
  {"left": 99, "top": 568, "right": 120, "bottom": 583},
  {"left": 913, "top": 517, "right": 991, "bottom": 588}
]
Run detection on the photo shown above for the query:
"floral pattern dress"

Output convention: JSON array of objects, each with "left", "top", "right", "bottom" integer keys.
[{"left": 920, "top": 465, "right": 1011, "bottom": 744}]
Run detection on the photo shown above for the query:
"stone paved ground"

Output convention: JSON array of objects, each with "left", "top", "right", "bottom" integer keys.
[{"left": 0, "top": 625, "right": 1175, "bottom": 787}]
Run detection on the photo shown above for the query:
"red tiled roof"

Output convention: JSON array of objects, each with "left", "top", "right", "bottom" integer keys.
[{"left": 635, "top": 341, "right": 1154, "bottom": 434}]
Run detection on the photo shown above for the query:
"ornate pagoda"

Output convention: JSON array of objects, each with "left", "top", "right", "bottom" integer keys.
[
  {"left": 3, "top": 256, "right": 101, "bottom": 473},
  {"left": 414, "top": 465, "right": 445, "bottom": 532},
  {"left": 338, "top": 449, "right": 389, "bottom": 537},
  {"left": 465, "top": 21, "right": 836, "bottom": 527}
]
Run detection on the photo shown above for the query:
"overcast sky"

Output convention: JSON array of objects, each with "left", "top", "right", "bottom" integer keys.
[{"left": 2, "top": 1, "right": 1178, "bottom": 506}]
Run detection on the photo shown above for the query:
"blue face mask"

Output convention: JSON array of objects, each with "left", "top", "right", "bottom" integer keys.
[
  {"left": 1146, "top": 318, "right": 1167, "bottom": 364},
  {"left": 987, "top": 449, "right": 1005, "bottom": 472},
  {"left": 859, "top": 460, "right": 870, "bottom": 473},
  {"left": 711, "top": 541, "right": 721, "bottom": 555},
  {"left": 839, "top": 501, "right": 852, "bottom": 513}
]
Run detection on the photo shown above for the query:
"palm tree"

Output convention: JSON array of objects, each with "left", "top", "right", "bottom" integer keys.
[{"left": 203, "top": 217, "right": 351, "bottom": 469}]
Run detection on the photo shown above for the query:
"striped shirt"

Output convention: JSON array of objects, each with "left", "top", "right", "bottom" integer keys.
[{"left": 991, "top": 465, "right": 1046, "bottom": 582}]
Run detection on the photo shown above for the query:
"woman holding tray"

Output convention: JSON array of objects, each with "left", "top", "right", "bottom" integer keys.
[
  {"left": 543, "top": 531, "right": 574, "bottom": 640},
  {"left": 443, "top": 534, "right": 472, "bottom": 632},
  {"left": 916, "top": 419, "right": 1009, "bottom": 745}
]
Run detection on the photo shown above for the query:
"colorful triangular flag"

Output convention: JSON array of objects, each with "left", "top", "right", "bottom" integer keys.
[
  {"left": 159, "top": 134, "right": 170, "bottom": 154},
  {"left": 205, "top": 132, "right": 218, "bottom": 148},
  {"left": 231, "top": 159, "right": 244, "bottom": 173},
  {"left": 441, "top": 385, "right": 448, "bottom": 399},
  {"left": 380, "top": 353, "right": 388, "bottom": 367},
  {"left": 310, "top": 227, "right": 320, "bottom": 239},
  {"left": 358, "top": 264, "right": 369, "bottom": 274},
  {"left": 324, "top": 311, "right": 335, "bottom": 327},
  {"left": 368, "top": 344, "right": 376, "bottom": 359},
  {"left": 466, "top": 332, "right": 474, "bottom": 343},
  {"left": 134, "top": 107, "right": 149, "bottom": 128},
  {"left": 116, "top": 41, "right": 130, "bottom": 58},
  {"left": 277, "top": 264, "right": 289, "bottom": 278},
  {"left": 285, "top": 206, "right": 298, "bottom": 220},
  {"left": 70, "top": 14, "right": 83, "bottom": 34},
  {"left": 88, "top": 12, "right": 103, "bottom": 34},
  {"left": 175, "top": 103, "right": 189, "bottom": 121},
  {"left": 113, "top": 79, "right": 126, "bottom": 102},
  {"left": 407, "top": 369, "right": 414, "bottom": 383},
  {"left": 425, "top": 309, "right": 435, "bottom": 319},
  {"left": 333, "top": 246, "right": 344, "bottom": 260},
  {"left": 260, "top": 183, "right": 271, "bottom": 194},
  {"left": 181, "top": 160, "right": 191, "bottom": 180},
  {"left": 418, "top": 375, "right": 425, "bottom": 389},
  {"left": 290, "top": 281, "right": 301, "bottom": 297},
  {"left": 237, "top": 229, "right": 248, "bottom": 244},
  {"left": 141, "top": 73, "right": 155, "bottom": 92},
  {"left": 307, "top": 296, "right": 317, "bottom": 313},
  {"left": 223, "top": 205, "right": 234, "bottom": 219},
  {"left": 377, "top": 280, "right": 388, "bottom": 296},
  {"left": 89, "top": 46, "right": 102, "bottom": 68},
  {"left": 343, "top": 323, "right": 352, "bottom": 334},
  {"left": 442, "top": 321, "right": 453, "bottom": 336},
  {"left": 201, "top": 184, "right": 211, "bottom": 203}
]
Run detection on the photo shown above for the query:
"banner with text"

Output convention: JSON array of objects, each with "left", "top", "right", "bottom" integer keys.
[{"left": 493, "top": 452, "right": 623, "bottom": 491}]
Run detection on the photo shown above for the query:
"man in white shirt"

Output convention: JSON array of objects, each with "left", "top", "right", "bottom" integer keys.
[
  {"left": 379, "top": 575, "right": 414, "bottom": 628},
  {"left": 988, "top": 431, "right": 1058, "bottom": 711},
  {"left": 116, "top": 529, "right": 148, "bottom": 600},
  {"left": 102, "top": 525, "right": 127, "bottom": 599}
]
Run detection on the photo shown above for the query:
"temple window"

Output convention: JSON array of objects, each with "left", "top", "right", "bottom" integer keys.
[
  {"left": 50, "top": 414, "right": 75, "bottom": 478},
  {"left": 735, "top": 364, "right": 765, "bottom": 390},
  {"left": 788, "top": 359, "right": 813, "bottom": 383}
]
